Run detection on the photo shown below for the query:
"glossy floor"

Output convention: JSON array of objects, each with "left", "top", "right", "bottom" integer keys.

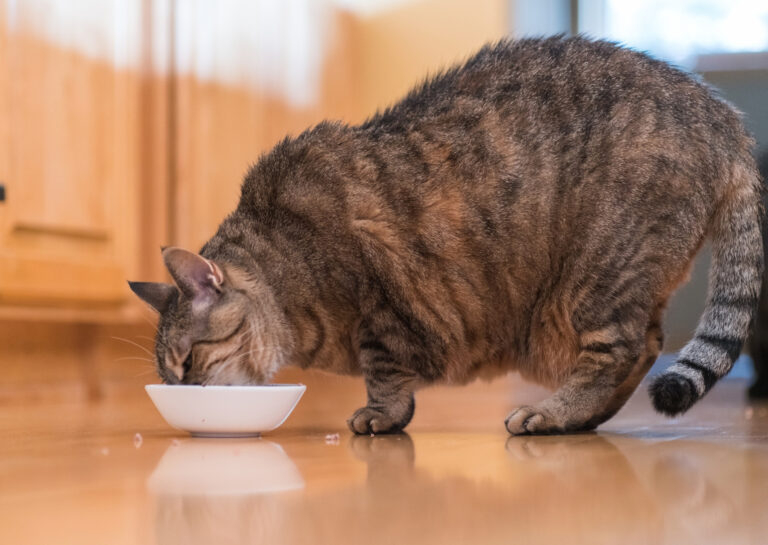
[{"left": 2, "top": 373, "right": 768, "bottom": 545}]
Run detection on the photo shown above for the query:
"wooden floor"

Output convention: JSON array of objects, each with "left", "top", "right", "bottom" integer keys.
[{"left": 2, "top": 371, "right": 768, "bottom": 545}]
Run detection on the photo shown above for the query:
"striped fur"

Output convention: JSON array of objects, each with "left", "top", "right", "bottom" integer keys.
[{"left": 649, "top": 168, "right": 764, "bottom": 415}]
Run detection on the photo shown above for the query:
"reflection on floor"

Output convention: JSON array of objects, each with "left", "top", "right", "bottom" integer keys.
[{"left": 2, "top": 372, "right": 768, "bottom": 545}]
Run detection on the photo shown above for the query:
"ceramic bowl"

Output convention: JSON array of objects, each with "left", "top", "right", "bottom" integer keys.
[{"left": 145, "top": 384, "right": 306, "bottom": 437}]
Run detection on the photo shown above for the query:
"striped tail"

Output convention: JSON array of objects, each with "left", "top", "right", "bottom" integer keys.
[{"left": 649, "top": 160, "right": 764, "bottom": 415}]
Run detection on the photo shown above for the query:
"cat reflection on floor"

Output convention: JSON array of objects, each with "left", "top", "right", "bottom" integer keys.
[{"left": 150, "top": 432, "right": 763, "bottom": 545}]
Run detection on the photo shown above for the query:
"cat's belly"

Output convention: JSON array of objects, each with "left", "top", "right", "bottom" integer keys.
[
  {"left": 448, "top": 356, "right": 513, "bottom": 385},
  {"left": 441, "top": 306, "right": 581, "bottom": 389}
]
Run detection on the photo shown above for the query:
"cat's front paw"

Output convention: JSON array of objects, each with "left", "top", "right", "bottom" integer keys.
[
  {"left": 505, "top": 405, "right": 564, "bottom": 436},
  {"left": 347, "top": 406, "right": 404, "bottom": 435}
]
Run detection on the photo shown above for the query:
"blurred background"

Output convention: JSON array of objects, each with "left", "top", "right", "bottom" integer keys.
[{"left": 1, "top": 0, "right": 767, "bottom": 401}]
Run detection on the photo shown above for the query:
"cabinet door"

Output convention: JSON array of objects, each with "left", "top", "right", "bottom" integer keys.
[{"left": 0, "top": 1, "right": 140, "bottom": 307}]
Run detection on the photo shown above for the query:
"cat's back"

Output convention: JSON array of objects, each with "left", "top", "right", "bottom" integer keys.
[{"left": 365, "top": 35, "right": 741, "bottom": 143}]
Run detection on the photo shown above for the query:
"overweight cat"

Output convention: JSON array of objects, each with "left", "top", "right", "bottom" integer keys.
[{"left": 130, "top": 36, "right": 763, "bottom": 435}]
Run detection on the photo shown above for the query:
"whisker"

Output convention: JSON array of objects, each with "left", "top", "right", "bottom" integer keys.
[
  {"left": 200, "top": 319, "right": 272, "bottom": 385},
  {"left": 137, "top": 313, "right": 160, "bottom": 334},
  {"left": 215, "top": 344, "right": 265, "bottom": 367},
  {"left": 226, "top": 348, "right": 260, "bottom": 362},
  {"left": 204, "top": 359, "right": 230, "bottom": 385},
  {"left": 113, "top": 356, "right": 156, "bottom": 364},
  {"left": 138, "top": 310, "right": 158, "bottom": 325},
  {"left": 132, "top": 368, "right": 159, "bottom": 378},
  {"left": 110, "top": 336, "right": 155, "bottom": 357},
  {"left": 136, "top": 335, "right": 169, "bottom": 351},
  {"left": 251, "top": 318, "right": 268, "bottom": 368}
]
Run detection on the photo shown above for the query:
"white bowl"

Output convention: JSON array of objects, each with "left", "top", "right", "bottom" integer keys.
[{"left": 145, "top": 384, "right": 306, "bottom": 437}]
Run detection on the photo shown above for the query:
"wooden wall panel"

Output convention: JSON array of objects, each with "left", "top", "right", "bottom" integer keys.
[
  {"left": 0, "top": 3, "right": 8, "bottom": 221},
  {"left": 135, "top": 0, "right": 173, "bottom": 283},
  {"left": 0, "top": 2, "right": 142, "bottom": 309},
  {"left": 170, "top": 7, "right": 358, "bottom": 252},
  {"left": 0, "top": 319, "right": 159, "bottom": 403},
  {"left": 351, "top": 0, "right": 508, "bottom": 115}
]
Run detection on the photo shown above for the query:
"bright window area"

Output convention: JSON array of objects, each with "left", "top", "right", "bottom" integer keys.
[{"left": 603, "top": 0, "right": 768, "bottom": 67}]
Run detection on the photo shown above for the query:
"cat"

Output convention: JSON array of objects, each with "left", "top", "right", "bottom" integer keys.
[{"left": 129, "top": 36, "right": 763, "bottom": 435}]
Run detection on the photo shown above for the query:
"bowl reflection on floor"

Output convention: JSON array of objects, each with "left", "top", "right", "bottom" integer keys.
[
  {"left": 148, "top": 438, "right": 304, "bottom": 496},
  {"left": 149, "top": 439, "right": 304, "bottom": 545}
]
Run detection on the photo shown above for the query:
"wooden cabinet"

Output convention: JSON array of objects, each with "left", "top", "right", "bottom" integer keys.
[
  {"left": 0, "top": 1, "right": 162, "bottom": 319},
  {"left": 0, "top": 0, "right": 505, "bottom": 321}
]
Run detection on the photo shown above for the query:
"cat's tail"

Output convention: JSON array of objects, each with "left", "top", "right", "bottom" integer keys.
[{"left": 649, "top": 158, "right": 764, "bottom": 416}]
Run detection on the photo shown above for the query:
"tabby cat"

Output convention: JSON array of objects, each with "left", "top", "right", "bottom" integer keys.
[{"left": 130, "top": 36, "right": 763, "bottom": 435}]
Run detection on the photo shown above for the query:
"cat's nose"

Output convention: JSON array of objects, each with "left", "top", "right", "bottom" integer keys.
[{"left": 165, "top": 354, "right": 184, "bottom": 382}]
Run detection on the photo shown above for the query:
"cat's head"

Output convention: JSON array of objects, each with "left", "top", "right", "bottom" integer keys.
[{"left": 129, "top": 247, "right": 283, "bottom": 385}]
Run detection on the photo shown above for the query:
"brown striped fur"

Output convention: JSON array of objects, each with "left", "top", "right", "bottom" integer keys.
[{"left": 130, "top": 36, "right": 763, "bottom": 435}]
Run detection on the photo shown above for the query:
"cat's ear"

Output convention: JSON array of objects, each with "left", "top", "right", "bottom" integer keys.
[
  {"left": 161, "top": 247, "right": 224, "bottom": 300},
  {"left": 128, "top": 281, "right": 177, "bottom": 314}
]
